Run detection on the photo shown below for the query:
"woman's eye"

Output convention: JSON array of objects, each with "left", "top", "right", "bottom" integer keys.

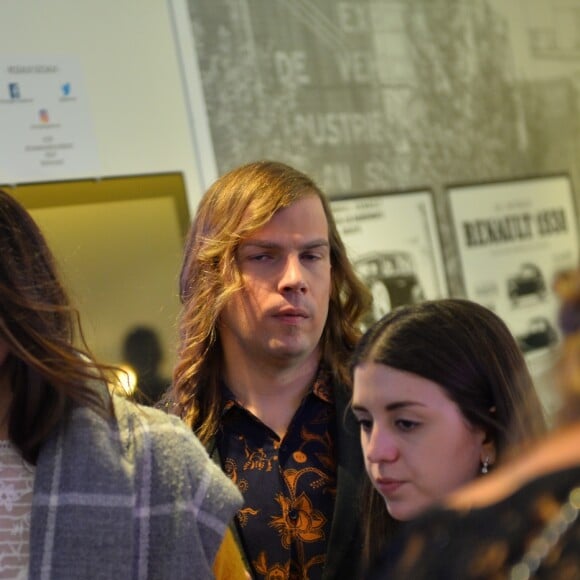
[
  {"left": 395, "top": 419, "right": 420, "bottom": 432},
  {"left": 356, "top": 418, "right": 372, "bottom": 433}
]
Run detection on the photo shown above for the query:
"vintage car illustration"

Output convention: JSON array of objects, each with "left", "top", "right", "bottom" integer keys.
[
  {"left": 354, "top": 251, "right": 425, "bottom": 329},
  {"left": 507, "top": 263, "right": 547, "bottom": 305},
  {"left": 516, "top": 316, "right": 558, "bottom": 353}
]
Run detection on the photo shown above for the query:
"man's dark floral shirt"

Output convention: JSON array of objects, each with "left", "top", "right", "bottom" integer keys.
[{"left": 216, "top": 372, "right": 337, "bottom": 580}]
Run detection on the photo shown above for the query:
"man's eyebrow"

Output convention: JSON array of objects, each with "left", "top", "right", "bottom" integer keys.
[
  {"left": 299, "top": 239, "right": 330, "bottom": 251},
  {"left": 240, "top": 239, "right": 330, "bottom": 250},
  {"left": 239, "top": 240, "right": 278, "bottom": 250}
]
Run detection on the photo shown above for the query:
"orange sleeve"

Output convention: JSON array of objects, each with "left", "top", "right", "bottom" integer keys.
[{"left": 213, "top": 527, "right": 249, "bottom": 580}]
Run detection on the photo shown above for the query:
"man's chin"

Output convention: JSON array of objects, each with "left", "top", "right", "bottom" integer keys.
[{"left": 268, "top": 340, "right": 315, "bottom": 362}]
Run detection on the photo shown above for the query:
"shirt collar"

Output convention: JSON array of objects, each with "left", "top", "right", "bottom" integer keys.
[{"left": 219, "top": 366, "right": 335, "bottom": 416}]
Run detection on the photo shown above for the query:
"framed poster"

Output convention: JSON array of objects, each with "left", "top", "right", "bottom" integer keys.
[
  {"left": 447, "top": 174, "right": 579, "bottom": 360},
  {"left": 167, "top": 0, "right": 419, "bottom": 195},
  {"left": 331, "top": 190, "right": 448, "bottom": 330}
]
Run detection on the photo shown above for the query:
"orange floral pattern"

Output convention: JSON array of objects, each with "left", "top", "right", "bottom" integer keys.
[
  {"left": 254, "top": 552, "right": 291, "bottom": 580},
  {"left": 270, "top": 492, "right": 327, "bottom": 549}
]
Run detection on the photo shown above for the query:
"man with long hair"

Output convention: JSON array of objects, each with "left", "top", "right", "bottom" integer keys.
[{"left": 169, "top": 160, "right": 371, "bottom": 579}]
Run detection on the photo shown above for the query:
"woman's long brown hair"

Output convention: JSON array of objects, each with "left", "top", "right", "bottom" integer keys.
[
  {"left": 351, "top": 299, "right": 547, "bottom": 570},
  {"left": 0, "top": 190, "right": 114, "bottom": 464}
]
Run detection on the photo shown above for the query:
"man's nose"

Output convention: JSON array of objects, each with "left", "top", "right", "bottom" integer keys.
[{"left": 278, "top": 254, "right": 307, "bottom": 293}]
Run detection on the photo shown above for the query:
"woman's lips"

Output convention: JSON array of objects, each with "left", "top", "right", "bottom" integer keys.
[{"left": 374, "top": 478, "right": 405, "bottom": 496}]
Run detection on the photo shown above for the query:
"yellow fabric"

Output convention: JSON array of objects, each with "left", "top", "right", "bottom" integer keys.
[{"left": 213, "top": 528, "right": 249, "bottom": 580}]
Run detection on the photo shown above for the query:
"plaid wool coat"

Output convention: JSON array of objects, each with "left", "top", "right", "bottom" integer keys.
[{"left": 27, "top": 394, "right": 242, "bottom": 579}]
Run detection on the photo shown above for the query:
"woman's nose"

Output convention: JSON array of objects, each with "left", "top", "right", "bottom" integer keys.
[{"left": 365, "top": 427, "right": 399, "bottom": 464}]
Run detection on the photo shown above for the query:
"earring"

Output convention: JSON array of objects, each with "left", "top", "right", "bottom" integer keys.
[{"left": 481, "top": 457, "right": 490, "bottom": 475}]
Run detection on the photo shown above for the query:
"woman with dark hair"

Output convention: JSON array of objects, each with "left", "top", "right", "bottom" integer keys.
[
  {"left": 365, "top": 279, "right": 580, "bottom": 579},
  {"left": 350, "top": 299, "right": 547, "bottom": 571},
  {"left": 0, "top": 189, "right": 242, "bottom": 579}
]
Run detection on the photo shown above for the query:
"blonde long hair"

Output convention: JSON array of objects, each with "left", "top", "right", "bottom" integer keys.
[{"left": 169, "top": 160, "right": 371, "bottom": 443}]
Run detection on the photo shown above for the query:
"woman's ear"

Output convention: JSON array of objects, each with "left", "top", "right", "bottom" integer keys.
[{"left": 480, "top": 434, "right": 497, "bottom": 469}]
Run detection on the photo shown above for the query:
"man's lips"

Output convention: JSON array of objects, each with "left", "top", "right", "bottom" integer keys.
[{"left": 273, "top": 307, "right": 309, "bottom": 321}]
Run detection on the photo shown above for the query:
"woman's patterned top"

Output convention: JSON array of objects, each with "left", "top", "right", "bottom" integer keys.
[{"left": 0, "top": 440, "right": 34, "bottom": 580}]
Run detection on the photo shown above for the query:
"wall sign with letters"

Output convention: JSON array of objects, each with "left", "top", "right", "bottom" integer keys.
[
  {"left": 0, "top": 55, "right": 99, "bottom": 183},
  {"left": 447, "top": 175, "right": 579, "bottom": 359}
]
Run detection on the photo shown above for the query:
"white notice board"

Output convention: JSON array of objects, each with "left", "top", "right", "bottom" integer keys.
[{"left": 0, "top": 55, "right": 99, "bottom": 183}]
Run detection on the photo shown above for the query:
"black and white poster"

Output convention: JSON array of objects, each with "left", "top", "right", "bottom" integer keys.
[
  {"left": 448, "top": 175, "right": 579, "bottom": 359},
  {"left": 170, "top": 0, "right": 530, "bottom": 194},
  {"left": 331, "top": 191, "right": 448, "bottom": 330}
]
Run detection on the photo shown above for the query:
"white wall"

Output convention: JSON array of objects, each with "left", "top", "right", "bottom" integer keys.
[{"left": 0, "top": 0, "right": 203, "bottom": 214}]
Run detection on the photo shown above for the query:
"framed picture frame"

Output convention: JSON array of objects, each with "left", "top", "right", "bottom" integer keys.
[
  {"left": 331, "top": 189, "right": 448, "bottom": 330},
  {"left": 446, "top": 174, "right": 580, "bottom": 360},
  {"left": 167, "top": 0, "right": 418, "bottom": 196}
]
